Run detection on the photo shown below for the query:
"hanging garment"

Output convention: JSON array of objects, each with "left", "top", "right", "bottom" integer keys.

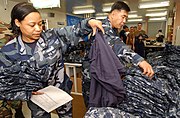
[{"left": 88, "top": 32, "right": 126, "bottom": 107}]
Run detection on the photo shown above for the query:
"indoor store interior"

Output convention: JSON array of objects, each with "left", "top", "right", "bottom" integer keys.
[{"left": 0, "top": 0, "right": 180, "bottom": 118}]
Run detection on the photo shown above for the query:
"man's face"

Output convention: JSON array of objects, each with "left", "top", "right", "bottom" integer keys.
[
  {"left": 137, "top": 23, "right": 142, "bottom": 30},
  {"left": 130, "top": 27, "right": 134, "bottom": 32},
  {"left": 111, "top": 10, "right": 128, "bottom": 29}
]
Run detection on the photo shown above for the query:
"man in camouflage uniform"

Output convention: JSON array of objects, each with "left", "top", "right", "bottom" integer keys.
[
  {"left": 82, "top": 1, "right": 154, "bottom": 108},
  {"left": 0, "top": 21, "right": 24, "bottom": 118}
]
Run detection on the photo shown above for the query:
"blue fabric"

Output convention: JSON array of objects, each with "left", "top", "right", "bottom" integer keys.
[{"left": 88, "top": 32, "right": 126, "bottom": 107}]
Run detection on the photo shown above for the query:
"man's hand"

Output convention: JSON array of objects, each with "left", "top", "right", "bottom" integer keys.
[
  {"left": 88, "top": 19, "right": 105, "bottom": 36},
  {"left": 138, "top": 60, "right": 154, "bottom": 78}
]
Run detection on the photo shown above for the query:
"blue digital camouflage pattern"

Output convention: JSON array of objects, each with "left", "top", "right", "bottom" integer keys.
[
  {"left": 85, "top": 45, "right": 180, "bottom": 118},
  {"left": 84, "top": 107, "right": 140, "bottom": 118},
  {"left": 82, "top": 17, "right": 144, "bottom": 107},
  {"left": 0, "top": 18, "right": 92, "bottom": 117}
]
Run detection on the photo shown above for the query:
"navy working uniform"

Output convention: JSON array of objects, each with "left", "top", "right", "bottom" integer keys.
[
  {"left": 82, "top": 17, "right": 144, "bottom": 108},
  {"left": 0, "top": 19, "right": 92, "bottom": 118},
  {"left": 0, "top": 22, "right": 24, "bottom": 118}
]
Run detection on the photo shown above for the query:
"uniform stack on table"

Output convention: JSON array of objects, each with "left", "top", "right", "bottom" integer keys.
[{"left": 85, "top": 44, "right": 180, "bottom": 118}]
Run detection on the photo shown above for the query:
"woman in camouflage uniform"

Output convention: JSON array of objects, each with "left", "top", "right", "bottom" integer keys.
[{"left": 0, "top": 2, "right": 104, "bottom": 118}]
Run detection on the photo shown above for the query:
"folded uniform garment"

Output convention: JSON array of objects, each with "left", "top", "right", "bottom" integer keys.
[{"left": 0, "top": 61, "right": 46, "bottom": 101}]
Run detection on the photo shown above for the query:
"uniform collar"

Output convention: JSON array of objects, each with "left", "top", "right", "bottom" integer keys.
[{"left": 17, "top": 34, "right": 46, "bottom": 55}]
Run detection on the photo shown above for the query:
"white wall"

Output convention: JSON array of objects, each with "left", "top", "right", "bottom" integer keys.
[
  {"left": 0, "top": 0, "right": 17, "bottom": 23},
  {"left": 39, "top": 9, "right": 67, "bottom": 29},
  {"left": 38, "top": 0, "right": 67, "bottom": 28},
  {"left": 0, "top": 0, "right": 67, "bottom": 28}
]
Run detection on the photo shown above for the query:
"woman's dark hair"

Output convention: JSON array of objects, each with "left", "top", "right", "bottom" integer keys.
[
  {"left": 11, "top": 2, "right": 39, "bottom": 35},
  {"left": 110, "top": 1, "right": 130, "bottom": 13}
]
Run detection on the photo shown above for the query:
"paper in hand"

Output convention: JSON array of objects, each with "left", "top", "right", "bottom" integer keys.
[{"left": 30, "top": 85, "right": 73, "bottom": 113}]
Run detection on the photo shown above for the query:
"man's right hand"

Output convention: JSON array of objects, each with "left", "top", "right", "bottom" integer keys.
[{"left": 138, "top": 60, "right": 154, "bottom": 78}]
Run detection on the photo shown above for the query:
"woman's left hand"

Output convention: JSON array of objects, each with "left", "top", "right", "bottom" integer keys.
[
  {"left": 88, "top": 19, "right": 104, "bottom": 36},
  {"left": 32, "top": 91, "right": 44, "bottom": 95}
]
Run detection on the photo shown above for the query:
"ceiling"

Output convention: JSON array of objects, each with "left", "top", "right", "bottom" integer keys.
[
  {"left": 66, "top": 0, "right": 175, "bottom": 21},
  {"left": 9, "top": 0, "right": 176, "bottom": 21}
]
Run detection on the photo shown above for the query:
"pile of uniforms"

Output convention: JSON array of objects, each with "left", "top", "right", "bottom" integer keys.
[
  {"left": 0, "top": 61, "right": 46, "bottom": 100},
  {"left": 85, "top": 44, "right": 180, "bottom": 118}
]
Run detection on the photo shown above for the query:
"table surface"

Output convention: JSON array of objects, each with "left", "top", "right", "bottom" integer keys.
[{"left": 145, "top": 44, "right": 165, "bottom": 48}]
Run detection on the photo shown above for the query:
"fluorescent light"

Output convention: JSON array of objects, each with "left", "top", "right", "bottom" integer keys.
[
  {"left": 128, "top": 19, "right": 143, "bottom": 22},
  {"left": 139, "top": 1, "right": 170, "bottom": 9},
  {"left": 96, "top": 16, "right": 107, "bottom": 19},
  {"left": 129, "top": 11, "right": 137, "bottom": 13},
  {"left": 73, "top": 9, "right": 95, "bottom": 14},
  {"left": 149, "top": 17, "right": 166, "bottom": 21},
  {"left": 95, "top": 13, "right": 108, "bottom": 19},
  {"left": 128, "top": 14, "right": 138, "bottom": 18},
  {"left": 73, "top": 5, "right": 95, "bottom": 14},
  {"left": 29, "top": 0, "right": 60, "bottom": 8},
  {"left": 146, "top": 11, "right": 167, "bottom": 17},
  {"left": 140, "top": 0, "right": 154, "bottom": 1},
  {"left": 102, "top": 3, "right": 113, "bottom": 12},
  {"left": 146, "top": 8, "right": 167, "bottom": 12},
  {"left": 128, "top": 14, "right": 142, "bottom": 18},
  {"left": 102, "top": 1, "right": 128, "bottom": 12}
]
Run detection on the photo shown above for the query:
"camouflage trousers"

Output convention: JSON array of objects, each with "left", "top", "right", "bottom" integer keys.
[
  {"left": 0, "top": 100, "right": 22, "bottom": 118},
  {"left": 82, "top": 60, "right": 91, "bottom": 108},
  {"left": 27, "top": 100, "right": 72, "bottom": 118}
]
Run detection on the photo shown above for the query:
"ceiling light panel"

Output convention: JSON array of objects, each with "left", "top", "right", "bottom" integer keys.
[
  {"left": 149, "top": 17, "right": 166, "bottom": 21},
  {"left": 129, "top": 11, "right": 138, "bottom": 13},
  {"left": 95, "top": 13, "right": 108, "bottom": 19},
  {"left": 96, "top": 16, "right": 107, "bottom": 19},
  {"left": 146, "top": 11, "right": 167, "bottom": 17},
  {"left": 139, "top": 1, "right": 170, "bottom": 9},
  {"left": 73, "top": 5, "right": 95, "bottom": 14},
  {"left": 128, "top": 19, "right": 143, "bottom": 22},
  {"left": 146, "top": 8, "right": 167, "bottom": 12},
  {"left": 102, "top": 1, "right": 128, "bottom": 12},
  {"left": 102, "top": 3, "right": 113, "bottom": 12},
  {"left": 29, "top": 0, "right": 60, "bottom": 8}
]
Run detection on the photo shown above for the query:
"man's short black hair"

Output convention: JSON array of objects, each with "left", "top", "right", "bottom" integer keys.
[
  {"left": 138, "top": 22, "right": 142, "bottom": 25},
  {"left": 158, "top": 29, "right": 162, "bottom": 32},
  {"left": 123, "top": 25, "right": 128, "bottom": 29},
  {"left": 110, "top": 1, "right": 130, "bottom": 13}
]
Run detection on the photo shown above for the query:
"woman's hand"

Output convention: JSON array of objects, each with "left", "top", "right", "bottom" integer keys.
[
  {"left": 138, "top": 60, "right": 154, "bottom": 78},
  {"left": 32, "top": 91, "right": 44, "bottom": 95},
  {"left": 88, "top": 19, "right": 104, "bottom": 36}
]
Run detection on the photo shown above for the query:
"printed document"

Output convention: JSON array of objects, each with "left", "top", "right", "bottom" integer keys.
[{"left": 30, "top": 85, "right": 73, "bottom": 113}]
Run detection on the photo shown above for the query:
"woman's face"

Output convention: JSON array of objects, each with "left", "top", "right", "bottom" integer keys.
[{"left": 15, "top": 12, "right": 43, "bottom": 43}]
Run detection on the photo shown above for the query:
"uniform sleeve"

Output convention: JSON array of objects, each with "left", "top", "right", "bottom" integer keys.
[
  {"left": 0, "top": 48, "right": 13, "bottom": 67},
  {"left": 53, "top": 18, "right": 92, "bottom": 47},
  {"left": 112, "top": 37, "right": 144, "bottom": 66}
]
